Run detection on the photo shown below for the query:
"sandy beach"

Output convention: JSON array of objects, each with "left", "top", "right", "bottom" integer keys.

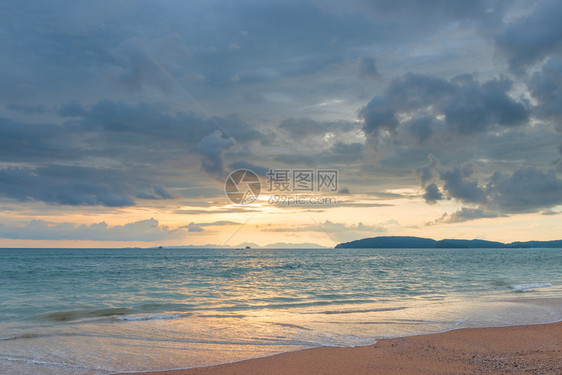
[{"left": 121, "top": 322, "right": 562, "bottom": 375}]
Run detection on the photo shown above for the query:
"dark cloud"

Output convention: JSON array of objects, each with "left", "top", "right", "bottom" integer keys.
[
  {"left": 2, "top": 100, "right": 262, "bottom": 165},
  {"left": 421, "top": 163, "right": 562, "bottom": 217},
  {"left": 193, "top": 131, "right": 235, "bottom": 178},
  {"left": 529, "top": 55, "right": 562, "bottom": 125},
  {"left": 360, "top": 96, "right": 399, "bottom": 139},
  {"left": 136, "top": 185, "right": 174, "bottom": 200},
  {"left": 362, "top": 73, "right": 529, "bottom": 144},
  {"left": 423, "top": 183, "right": 443, "bottom": 204},
  {"left": 278, "top": 118, "right": 342, "bottom": 140},
  {"left": 486, "top": 167, "right": 562, "bottom": 213},
  {"left": 495, "top": 0, "right": 562, "bottom": 72},
  {"left": 417, "top": 154, "right": 440, "bottom": 185},
  {"left": 0, "top": 99, "right": 268, "bottom": 206},
  {"left": 440, "top": 164, "right": 487, "bottom": 204},
  {"left": 0, "top": 166, "right": 136, "bottom": 207},
  {"left": 227, "top": 161, "right": 270, "bottom": 177},
  {"left": 0, "top": 118, "right": 78, "bottom": 162},
  {"left": 443, "top": 76, "right": 529, "bottom": 134},
  {"left": 406, "top": 117, "right": 434, "bottom": 143}
]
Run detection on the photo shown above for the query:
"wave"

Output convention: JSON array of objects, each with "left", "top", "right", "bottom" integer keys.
[
  {"left": 0, "top": 355, "right": 98, "bottom": 371},
  {"left": 0, "top": 333, "right": 45, "bottom": 341},
  {"left": 115, "top": 313, "right": 183, "bottom": 321},
  {"left": 271, "top": 322, "right": 313, "bottom": 330},
  {"left": 301, "top": 306, "right": 407, "bottom": 315},
  {"left": 197, "top": 314, "right": 246, "bottom": 319},
  {"left": 510, "top": 283, "right": 552, "bottom": 292},
  {"left": 37, "top": 307, "right": 131, "bottom": 322}
]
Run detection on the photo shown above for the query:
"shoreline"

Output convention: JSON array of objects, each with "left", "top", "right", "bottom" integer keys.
[{"left": 117, "top": 321, "right": 562, "bottom": 375}]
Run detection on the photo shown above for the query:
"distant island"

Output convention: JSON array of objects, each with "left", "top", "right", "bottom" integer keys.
[{"left": 335, "top": 236, "right": 562, "bottom": 249}]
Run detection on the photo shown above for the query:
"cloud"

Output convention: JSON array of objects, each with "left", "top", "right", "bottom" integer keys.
[
  {"left": 423, "top": 183, "right": 443, "bottom": 204},
  {"left": 0, "top": 99, "right": 268, "bottom": 205},
  {"left": 486, "top": 167, "right": 562, "bottom": 213},
  {"left": 182, "top": 220, "right": 240, "bottom": 232},
  {"left": 109, "top": 34, "right": 192, "bottom": 92},
  {"left": 358, "top": 55, "right": 378, "bottom": 78},
  {"left": 0, "top": 218, "right": 185, "bottom": 241},
  {"left": 273, "top": 141, "right": 365, "bottom": 166},
  {"left": 417, "top": 154, "right": 440, "bottom": 185},
  {"left": 0, "top": 117, "right": 80, "bottom": 162},
  {"left": 193, "top": 131, "right": 235, "bottom": 177},
  {"left": 529, "top": 55, "right": 562, "bottom": 125},
  {"left": 439, "top": 164, "right": 487, "bottom": 204},
  {"left": 406, "top": 117, "right": 435, "bottom": 143},
  {"left": 227, "top": 161, "right": 270, "bottom": 177},
  {"left": 421, "top": 163, "right": 562, "bottom": 216},
  {"left": 431, "top": 207, "right": 504, "bottom": 224},
  {"left": 360, "top": 96, "right": 400, "bottom": 139},
  {"left": 1, "top": 0, "right": 560, "bottom": 240},
  {"left": 495, "top": 0, "right": 562, "bottom": 72},
  {"left": 186, "top": 223, "right": 204, "bottom": 232},
  {"left": 278, "top": 118, "right": 343, "bottom": 140},
  {"left": 7, "top": 103, "right": 47, "bottom": 114},
  {"left": 0, "top": 166, "right": 137, "bottom": 207},
  {"left": 136, "top": 185, "right": 174, "bottom": 200},
  {"left": 362, "top": 73, "right": 529, "bottom": 145},
  {"left": 57, "top": 102, "right": 87, "bottom": 117}
]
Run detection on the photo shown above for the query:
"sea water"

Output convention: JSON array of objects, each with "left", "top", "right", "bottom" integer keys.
[{"left": 1, "top": 247, "right": 561, "bottom": 374}]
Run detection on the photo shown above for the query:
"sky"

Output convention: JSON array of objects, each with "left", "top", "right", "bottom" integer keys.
[{"left": 1, "top": 0, "right": 562, "bottom": 248}]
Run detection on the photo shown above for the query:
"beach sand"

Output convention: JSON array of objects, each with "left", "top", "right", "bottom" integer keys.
[{"left": 121, "top": 322, "right": 562, "bottom": 375}]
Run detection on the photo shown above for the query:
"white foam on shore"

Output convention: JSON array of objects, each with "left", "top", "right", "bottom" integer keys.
[
  {"left": 511, "top": 283, "right": 552, "bottom": 292},
  {"left": 115, "top": 313, "right": 182, "bottom": 321}
]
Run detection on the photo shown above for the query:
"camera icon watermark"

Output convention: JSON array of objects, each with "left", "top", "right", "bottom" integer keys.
[
  {"left": 225, "top": 168, "right": 339, "bottom": 206},
  {"left": 224, "top": 169, "right": 261, "bottom": 204}
]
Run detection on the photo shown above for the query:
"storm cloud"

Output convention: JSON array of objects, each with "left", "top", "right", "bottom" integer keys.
[
  {"left": 419, "top": 159, "right": 562, "bottom": 217},
  {"left": 0, "top": 0, "right": 561, "bottom": 242},
  {"left": 494, "top": 0, "right": 562, "bottom": 72},
  {"left": 361, "top": 73, "right": 529, "bottom": 144}
]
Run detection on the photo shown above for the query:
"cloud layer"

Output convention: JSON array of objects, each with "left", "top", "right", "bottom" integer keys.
[{"left": 1, "top": 0, "right": 562, "bottom": 242}]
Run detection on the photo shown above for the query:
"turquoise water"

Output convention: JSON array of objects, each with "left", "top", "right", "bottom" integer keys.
[{"left": 1, "top": 247, "right": 561, "bottom": 374}]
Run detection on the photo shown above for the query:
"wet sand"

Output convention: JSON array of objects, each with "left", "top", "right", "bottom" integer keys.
[{"left": 121, "top": 321, "right": 562, "bottom": 375}]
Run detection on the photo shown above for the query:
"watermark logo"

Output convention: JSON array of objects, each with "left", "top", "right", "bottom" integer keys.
[
  {"left": 266, "top": 169, "right": 338, "bottom": 192},
  {"left": 225, "top": 168, "right": 338, "bottom": 206},
  {"left": 224, "top": 169, "right": 261, "bottom": 204}
]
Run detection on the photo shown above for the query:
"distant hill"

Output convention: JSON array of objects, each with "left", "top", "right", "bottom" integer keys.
[{"left": 335, "top": 236, "right": 562, "bottom": 249}]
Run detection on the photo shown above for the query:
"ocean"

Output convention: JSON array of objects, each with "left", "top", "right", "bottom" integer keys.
[{"left": 1, "top": 247, "right": 561, "bottom": 374}]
